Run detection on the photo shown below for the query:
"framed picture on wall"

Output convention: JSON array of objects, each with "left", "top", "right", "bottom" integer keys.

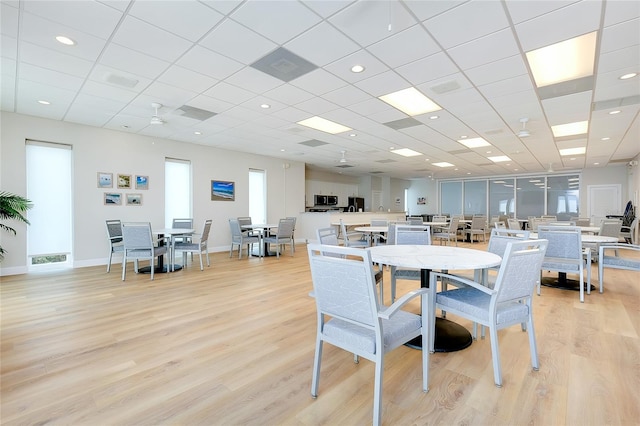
[
  {"left": 211, "top": 180, "right": 235, "bottom": 201},
  {"left": 135, "top": 175, "right": 149, "bottom": 190},
  {"left": 127, "top": 193, "right": 142, "bottom": 205},
  {"left": 104, "top": 192, "right": 122, "bottom": 205},
  {"left": 117, "top": 174, "right": 132, "bottom": 189},
  {"left": 417, "top": 197, "right": 426, "bottom": 205},
  {"left": 97, "top": 172, "right": 113, "bottom": 188}
]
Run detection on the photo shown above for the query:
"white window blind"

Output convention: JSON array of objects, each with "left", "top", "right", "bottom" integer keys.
[
  {"left": 165, "top": 158, "right": 191, "bottom": 228},
  {"left": 249, "top": 169, "right": 266, "bottom": 224},
  {"left": 26, "top": 141, "right": 73, "bottom": 258}
]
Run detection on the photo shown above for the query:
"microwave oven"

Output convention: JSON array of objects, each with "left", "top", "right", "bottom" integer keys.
[{"left": 314, "top": 195, "right": 338, "bottom": 206}]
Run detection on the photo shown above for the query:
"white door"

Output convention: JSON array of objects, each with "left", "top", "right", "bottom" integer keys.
[{"left": 588, "top": 184, "right": 621, "bottom": 225}]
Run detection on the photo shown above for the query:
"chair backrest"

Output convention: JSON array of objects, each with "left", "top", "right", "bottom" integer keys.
[
  {"left": 395, "top": 225, "right": 431, "bottom": 245},
  {"left": 470, "top": 216, "right": 486, "bottom": 230},
  {"left": 237, "top": 216, "right": 252, "bottom": 230},
  {"left": 490, "top": 215, "right": 500, "bottom": 225},
  {"left": 630, "top": 217, "right": 639, "bottom": 244},
  {"left": 507, "top": 218, "right": 520, "bottom": 230},
  {"left": 495, "top": 221, "right": 506, "bottom": 229},
  {"left": 275, "top": 217, "right": 295, "bottom": 238},
  {"left": 200, "top": 219, "right": 212, "bottom": 243},
  {"left": 599, "top": 219, "right": 621, "bottom": 238},
  {"left": 229, "top": 218, "right": 242, "bottom": 239},
  {"left": 106, "top": 219, "right": 122, "bottom": 243},
  {"left": 433, "top": 215, "right": 447, "bottom": 222},
  {"left": 488, "top": 228, "right": 531, "bottom": 258},
  {"left": 541, "top": 215, "right": 557, "bottom": 221},
  {"left": 447, "top": 216, "right": 460, "bottom": 232},
  {"left": 370, "top": 219, "right": 388, "bottom": 226},
  {"left": 317, "top": 227, "right": 339, "bottom": 246},
  {"left": 307, "top": 244, "right": 379, "bottom": 323},
  {"left": 408, "top": 217, "right": 423, "bottom": 225},
  {"left": 172, "top": 218, "right": 193, "bottom": 229},
  {"left": 537, "top": 226, "right": 582, "bottom": 260},
  {"left": 493, "top": 239, "right": 549, "bottom": 303},
  {"left": 121, "top": 222, "right": 154, "bottom": 250}
]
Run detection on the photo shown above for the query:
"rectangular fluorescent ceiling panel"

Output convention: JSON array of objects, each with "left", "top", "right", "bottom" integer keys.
[
  {"left": 552, "top": 120, "right": 588, "bottom": 137},
  {"left": 433, "top": 162, "right": 454, "bottom": 167},
  {"left": 526, "top": 32, "right": 597, "bottom": 88},
  {"left": 488, "top": 155, "right": 511, "bottom": 162},
  {"left": 559, "top": 147, "right": 586, "bottom": 156},
  {"left": 297, "top": 116, "right": 351, "bottom": 134},
  {"left": 391, "top": 148, "right": 422, "bottom": 157},
  {"left": 379, "top": 87, "right": 441, "bottom": 116},
  {"left": 458, "top": 137, "right": 491, "bottom": 148}
]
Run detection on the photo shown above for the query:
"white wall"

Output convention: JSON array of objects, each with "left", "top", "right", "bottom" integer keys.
[
  {"left": 407, "top": 179, "right": 439, "bottom": 216},
  {"left": 0, "top": 112, "right": 305, "bottom": 275},
  {"left": 580, "top": 165, "right": 629, "bottom": 215}
]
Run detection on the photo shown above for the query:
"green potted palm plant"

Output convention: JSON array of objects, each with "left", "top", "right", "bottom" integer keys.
[{"left": 0, "top": 191, "right": 32, "bottom": 261}]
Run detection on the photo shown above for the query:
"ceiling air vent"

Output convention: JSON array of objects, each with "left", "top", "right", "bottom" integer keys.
[{"left": 175, "top": 105, "right": 217, "bottom": 121}]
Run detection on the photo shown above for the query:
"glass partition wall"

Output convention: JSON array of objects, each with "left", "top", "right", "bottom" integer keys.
[{"left": 440, "top": 174, "right": 580, "bottom": 219}]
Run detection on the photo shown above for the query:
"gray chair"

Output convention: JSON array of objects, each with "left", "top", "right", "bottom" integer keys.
[
  {"left": 263, "top": 218, "right": 295, "bottom": 258},
  {"left": 370, "top": 219, "right": 388, "bottom": 245},
  {"left": 620, "top": 217, "right": 638, "bottom": 244},
  {"left": 537, "top": 226, "right": 591, "bottom": 303},
  {"left": 507, "top": 218, "right": 521, "bottom": 230},
  {"left": 408, "top": 216, "right": 424, "bottom": 225},
  {"left": 432, "top": 216, "right": 459, "bottom": 246},
  {"left": 172, "top": 218, "right": 193, "bottom": 242},
  {"left": 316, "top": 227, "right": 385, "bottom": 303},
  {"left": 173, "top": 219, "right": 212, "bottom": 271},
  {"left": 390, "top": 224, "right": 431, "bottom": 303},
  {"left": 121, "top": 222, "right": 168, "bottom": 281},
  {"left": 598, "top": 243, "right": 640, "bottom": 293},
  {"left": 464, "top": 216, "right": 488, "bottom": 243},
  {"left": 430, "top": 239, "right": 548, "bottom": 387},
  {"left": 105, "top": 219, "right": 123, "bottom": 272},
  {"left": 307, "top": 243, "right": 430, "bottom": 426},
  {"left": 229, "top": 218, "right": 261, "bottom": 258},
  {"left": 339, "top": 219, "right": 369, "bottom": 248},
  {"left": 572, "top": 217, "right": 591, "bottom": 227},
  {"left": 286, "top": 216, "right": 297, "bottom": 251},
  {"left": 238, "top": 216, "right": 257, "bottom": 237}
]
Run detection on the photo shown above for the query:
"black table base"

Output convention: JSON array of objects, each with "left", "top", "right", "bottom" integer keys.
[
  {"left": 139, "top": 264, "right": 183, "bottom": 274},
  {"left": 405, "top": 317, "right": 473, "bottom": 352},
  {"left": 541, "top": 272, "right": 595, "bottom": 292}
]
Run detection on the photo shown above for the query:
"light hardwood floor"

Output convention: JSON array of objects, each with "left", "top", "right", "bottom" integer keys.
[{"left": 1, "top": 241, "right": 638, "bottom": 425}]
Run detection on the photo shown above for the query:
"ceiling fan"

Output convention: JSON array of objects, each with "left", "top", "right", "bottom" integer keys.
[
  {"left": 150, "top": 102, "right": 165, "bottom": 125},
  {"left": 517, "top": 118, "right": 530, "bottom": 138}
]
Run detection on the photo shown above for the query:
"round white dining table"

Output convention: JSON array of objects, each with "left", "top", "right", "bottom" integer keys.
[{"left": 367, "top": 245, "right": 501, "bottom": 352}]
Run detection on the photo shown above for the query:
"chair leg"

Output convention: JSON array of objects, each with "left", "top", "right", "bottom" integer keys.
[
  {"left": 122, "top": 257, "right": 126, "bottom": 281},
  {"left": 198, "top": 252, "right": 203, "bottom": 271},
  {"left": 311, "top": 338, "right": 323, "bottom": 398},
  {"left": 488, "top": 326, "right": 503, "bottom": 387},
  {"left": 527, "top": 314, "right": 540, "bottom": 372},
  {"left": 150, "top": 258, "right": 155, "bottom": 280},
  {"left": 373, "top": 355, "right": 384, "bottom": 426},
  {"left": 107, "top": 251, "right": 113, "bottom": 272}
]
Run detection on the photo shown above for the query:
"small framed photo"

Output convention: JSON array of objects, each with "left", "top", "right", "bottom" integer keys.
[
  {"left": 135, "top": 175, "right": 149, "bottom": 190},
  {"left": 117, "top": 174, "right": 132, "bottom": 189},
  {"left": 127, "top": 193, "right": 142, "bottom": 206},
  {"left": 104, "top": 192, "right": 122, "bottom": 205},
  {"left": 417, "top": 197, "right": 426, "bottom": 205},
  {"left": 97, "top": 172, "right": 113, "bottom": 188},
  {"left": 211, "top": 180, "right": 235, "bottom": 201}
]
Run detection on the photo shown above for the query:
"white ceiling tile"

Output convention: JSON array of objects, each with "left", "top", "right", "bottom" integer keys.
[
  {"left": 231, "top": 1, "right": 322, "bottom": 44},
  {"left": 204, "top": 81, "right": 256, "bottom": 104},
  {"left": 286, "top": 22, "right": 360, "bottom": 67},
  {"left": 504, "top": 0, "right": 578, "bottom": 24},
  {"left": 355, "top": 70, "right": 412, "bottom": 97},
  {"left": 89, "top": 64, "right": 151, "bottom": 92},
  {"left": 100, "top": 43, "right": 170, "bottom": 80},
  {"left": 396, "top": 52, "right": 459, "bottom": 86},
  {"left": 542, "top": 90, "right": 593, "bottom": 124},
  {"left": 290, "top": 68, "right": 348, "bottom": 96},
  {"left": 301, "top": 0, "right": 353, "bottom": 18},
  {"left": 447, "top": 29, "right": 520, "bottom": 70},
  {"left": 600, "top": 18, "right": 640, "bottom": 54},
  {"left": 225, "top": 66, "right": 284, "bottom": 94},
  {"left": 1, "top": 2, "right": 19, "bottom": 37},
  {"left": 329, "top": 1, "right": 417, "bottom": 47},
  {"left": 129, "top": 0, "right": 224, "bottom": 42},
  {"left": 515, "top": 0, "right": 603, "bottom": 51},
  {"left": 295, "top": 97, "right": 340, "bottom": 115},
  {"left": 1, "top": 35, "right": 18, "bottom": 61},
  {"left": 322, "top": 84, "right": 371, "bottom": 107},
  {"left": 143, "top": 81, "right": 198, "bottom": 107},
  {"left": 185, "top": 94, "right": 235, "bottom": 115},
  {"left": 176, "top": 45, "right": 244, "bottom": 80},
  {"left": 1, "top": 75, "right": 16, "bottom": 110},
  {"left": 157, "top": 65, "right": 217, "bottom": 94},
  {"left": 81, "top": 80, "right": 138, "bottom": 103},
  {"left": 425, "top": 0, "right": 509, "bottom": 49},
  {"left": 597, "top": 45, "right": 640, "bottom": 74},
  {"left": 19, "top": 63, "right": 84, "bottom": 92},
  {"left": 16, "top": 78, "right": 75, "bottom": 109},
  {"left": 263, "top": 84, "right": 315, "bottom": 105},
  {"left": 478, "top": 74, "right": 535, "bottom": 99},
  {"left": 403, "top": 0, "right": 467, "bottom": 21},
  {"left": 465, "top": 54, "right": 528, "bottom": 86},
  {"left": 603, "top": 0, "right": 640, "bottom": 26},
  {"left": 112, "top": 16, "right": 192, "bottom": 62},
  {"left": 594, "top": 68, "right": 640, "bottom": 101},
  {"left": 20, "top": 41, "right": 94, "bottom": 78},
  {"left": 367, "top": 25, "right": 441, "bottom": 68},
  {"left": 22, "top": 0, "right": 123, "bottom": 39},
  {"left": 323, "top": 49, "right": 389, "bottom": 83},
  {"left": 199, "top": 19, "right": 276, "bottom": 64},
  {"left": 199, "top": 0, "right": 244, "bottom": 16}
]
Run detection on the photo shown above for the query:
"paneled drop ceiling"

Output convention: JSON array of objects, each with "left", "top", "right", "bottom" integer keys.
[{"left": 1, "top": 0, "right": 639, "bottom": 180}]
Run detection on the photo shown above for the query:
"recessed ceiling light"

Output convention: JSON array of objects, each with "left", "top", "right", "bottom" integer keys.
[
  {"left": 486, "top": 150, "right": 492, "bottom": 154},
  {"left": 466, "top": 172, "right": 471, "bottom": 175},
  {"left": 559, "top": 147, "right": 586, "bottom": 156},
  {"left": 594, "top": 162, "right": 599, "bottom": 165},
  {"left": 280, "top": 148, "right": 285, "bottom": 152},
  {"left": 514, "top": 169, "right": 519, "bottom": 171},
  {"left": 37, "top": 100, "right": 50, "bottom": 105},
  {"left": 349, "top": 133, "right": 357, "bottom": 137},
  {"left": 297, "top": 116, "right": 351, "bottom": 134},
  {"left": 379, "top": 87, "right": 441, "bottom": 116},
  {"left": 55, "top": 35, "right": 76, "bottom": 45},
  {"left": 608, "top": 110, "right": 621, "bottom": 115},
  {"left": 260, "top": 104, "right": 270, "bottom": 109},
  {"left": 551, "top": 120, "right": 588, "bottom": 137},
  {"left": 391, "top": 148, "right": 422, "bottom": 157},
  {"left": 493, "top": 180, "right": 505, "bottom": 184},
  {"left": 458, "top": 137, "right": 491, "bottom": 148},
  {"left": 601, "top": 137, "right": 610, "bottom": 141},
  {"left": 619, "top": 73, "right": 637, "bottom": 80},
  {"left": 433, "top": 162, "right": 454, "bottom": 168},
  {"left": 488, "top": 155, "right": 511, "bottom": 162},
  {"left": 529, "top": 179, "right": 541, "bottom": 182},
  {"left": 351, "top": 65, "right": 365, "bottom": 73},
  {"left": 526, "top": 31, "right": 597, "bottom": 87},
  {"left": 569, "top": 157, "right": 576, "bottom": 160},
  {"left": 194, "top": 131, "right": 202, "bottom": 135},
  {"left": 460, "top": 135, "right": 467, "bottom": 139},
  {"left": 429, "top": 115, "right": 439, "bottom": 120}
]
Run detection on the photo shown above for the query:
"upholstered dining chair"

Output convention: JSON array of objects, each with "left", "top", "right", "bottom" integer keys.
[
  {"left": 339, "top": 219, "right": 369, "bottom": 248},
  {"left": 121, "top": 222, "right": 168, "bottom": 281},
  {"left": 432, "top": 216, "right": 459, "bottom": 246},
  {"left": 172, "top": 218, "right": 193, "bottom": 243},
  {"left": 286, "top": 216, "right": 297, "bottom": 251},
  {"left": 537, "top": 226, "right": 591, "bottom": 303},
  {"left": 229, "top": 218, "right": 261, "bottom": 259},
  {"left": 307, "top": 243, "right": 431, "bottom": 426},
  {"left": 173, "top": 219, "right": 212, "bottom": 271},
  {"left": 464, "top": 216, "right": 488, "bottom": 243},
  {"left": 598, "top": 243, "right": 640, "bottom": 292},
  {"left": 507, "top": 218, "right": 521, "bottom": 230},
  {"left": 105, "top": 219, "right": 123, "bottom": 272},
  {"left": 430, "top": 239, "right": 548, "bottom": 387},
  {"left": 390, "top": 224, "right": 431, "bottom": 303},
  {"left": 263, "top": 218, "right": 295, "bottom": 258}
]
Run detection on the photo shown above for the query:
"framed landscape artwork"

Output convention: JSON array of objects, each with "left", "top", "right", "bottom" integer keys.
[
  {"left": 97, "top": 172, "right": 113, "bottom": 188},
  {"left": 135, "top": 175, "right": 149, "bottom": 190},
  {"left": 117, "top": 174, "right": 132, "bottom": 189},
  {"left": 104, "top": 192, "right": 122, "bottom": 205},
  {"left": 127, "top": 193, "right": 142, "bottom": 205},
  {"left": 211, "top": 180, "right": 235, "bottom": 201}
]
